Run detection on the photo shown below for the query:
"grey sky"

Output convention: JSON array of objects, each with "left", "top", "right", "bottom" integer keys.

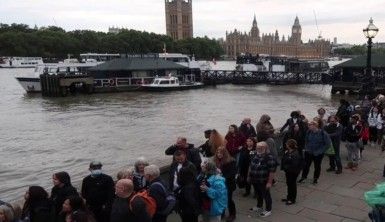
[{"left": 0, "top": 0, "right": 384, "bottom": 44}]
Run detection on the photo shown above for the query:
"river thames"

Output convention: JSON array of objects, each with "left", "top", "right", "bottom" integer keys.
[{"left": 0, "top": 67, "right": 351, "bottom": 202}]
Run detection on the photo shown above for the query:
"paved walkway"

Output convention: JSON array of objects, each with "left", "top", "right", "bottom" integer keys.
[{"left": 169, "top": 143, "right": 385, "bottom": 222}]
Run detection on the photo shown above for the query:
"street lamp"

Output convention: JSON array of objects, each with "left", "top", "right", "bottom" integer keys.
[{"left": 361, "top": 18, "right": 379, "bottom": 97}]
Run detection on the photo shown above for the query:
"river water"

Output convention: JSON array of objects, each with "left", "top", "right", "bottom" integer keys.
[{"left": 0, "top": 66, "right": 351, "bottom": 202}]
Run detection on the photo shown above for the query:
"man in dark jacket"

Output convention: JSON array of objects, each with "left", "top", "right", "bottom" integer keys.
[
  {"left": 165, "top": 137, "right": 202, "bottom": 172},
  {"left": 110, "top": 179, "right": 151, "bottom": 222},
  {"left": 168, "top": 150, "right": 197, "bottom": 191},
  {"left": 81, "top": 161, "right": 115, "bottom": 222},
  {"left": 198, "top": 130, "right": 213, "bottom": 157},
  {"left": 239, "top": 118, "right": 257, "bottom": 138},
  {"left": 144, "top": 165, "right": 170, "bottom": 222}
]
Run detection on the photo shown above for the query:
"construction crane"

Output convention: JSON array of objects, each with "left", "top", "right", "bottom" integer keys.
[{"left": 313, "top": 10, "right": 322, "bottom": 39}]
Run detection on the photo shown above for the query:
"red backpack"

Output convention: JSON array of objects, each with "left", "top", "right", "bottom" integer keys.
[{"left": 129, "top": 190, "right": 157, "bottom": 217}]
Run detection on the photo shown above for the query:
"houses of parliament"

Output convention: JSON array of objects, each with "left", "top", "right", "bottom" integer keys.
[
  {"left": 164, "top": 0, "right": 331, "bottom": 58},
  {"left": 225, "top": 15, "right": 331, "bottom": 58}
]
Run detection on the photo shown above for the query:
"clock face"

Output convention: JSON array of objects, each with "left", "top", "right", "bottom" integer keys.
[{"left": 293, "top": 29, "right": 297, "bottom": 34}]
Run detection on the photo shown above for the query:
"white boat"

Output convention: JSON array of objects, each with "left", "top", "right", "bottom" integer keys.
[
  {"left": 0, "top": 57, "right": 44, "bottom": 68},
  {"left": 15, "top": 62, "right": 101, "bottom": 93},
  {"left": 141, "top": 75, "right": 204, "bottom": 91}
]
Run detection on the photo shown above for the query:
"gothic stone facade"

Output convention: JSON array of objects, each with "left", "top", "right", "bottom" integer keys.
[
  {"left": 225, "top": 16, "right": 331, "bottom": 59},
  {"left": 165, "top": 0, "right": 193, "bottom": 40}
]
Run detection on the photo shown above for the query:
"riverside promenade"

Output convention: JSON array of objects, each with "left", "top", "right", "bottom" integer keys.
[{"left": 169, "top": 143, "right": 384, "bottom": 222}]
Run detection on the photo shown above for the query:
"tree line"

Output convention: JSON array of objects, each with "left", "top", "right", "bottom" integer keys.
[
  {"left": 0, "top": 23, "right": 224, "bottom": 60},
  {"left": 333, "top": 45, "right": 385, "bottom": 56}
]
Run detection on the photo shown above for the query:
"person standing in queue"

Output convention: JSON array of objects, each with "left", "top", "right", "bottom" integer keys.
[
  {"left": 110, "top": 179, "right": 151, "bottom": 222},
  {"left": 50, "top": 171, "right": 78, "bottom": 222},
  {"left": 165, "top": 137, "right": 202, "bottom": 172},
  {"left": 214, "top": 146, "right": 237, "bottom": 222},
  {"left": 298, "top": 121, "right": 331, "bottom": 184},
  {"left": 81, "top": 161, "right": 115, "bottom": 222},
  {"left": 280, "top": 139, "right": 302, "bottom": 205},
  {"left": 248, "top": 142, "right": 277, "bottom": 218}
]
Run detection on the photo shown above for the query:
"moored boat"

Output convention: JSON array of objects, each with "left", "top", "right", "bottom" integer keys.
[
  {"left": 141, "top": 75, "right": 204, "bottom": 91},
  {"left": 0, "top": 57, "right": 44, "bottom": 68}
]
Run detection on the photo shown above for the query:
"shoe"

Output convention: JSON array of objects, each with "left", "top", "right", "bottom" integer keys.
[
  {"left": 249, "top": 206, "right": 262, "bottom": 212},
  {"left": 242, "top": 192, "right": 250, "bottom": 197},
  {"left": 298, "top": 178, "right": 306, "bottom": 183},
  {"left": 259, "top": 210, "right": 272, "bottom": 217},
  {"left": 312, "top": 179, "right": 318, "bottom": 185},
  {"left": 281, "top": 198, "right": 288, "bottom": 202},
  {"left": 335, "top": 169, "right": 342, "bottom": 174},
  {"left": 286, "top": 200, "right": 295, "bottom": 205},
  {"left": 326, "top": 168, "right": 335, "bottom": 172}
]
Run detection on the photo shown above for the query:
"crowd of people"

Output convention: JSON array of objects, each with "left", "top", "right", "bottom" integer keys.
[{"left": 1, "top": 95, "right": 385, "bottom": 222}]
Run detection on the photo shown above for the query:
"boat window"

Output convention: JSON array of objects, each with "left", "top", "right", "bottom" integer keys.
[
  {"left": 160, "top": 80, "right": 170, "bottom": 84},
  {"left": 170, "top": 80, "right": 175, "bottom": 84},
  {"left": 154, "top": 80, "right": 160, "bottom": 84}
]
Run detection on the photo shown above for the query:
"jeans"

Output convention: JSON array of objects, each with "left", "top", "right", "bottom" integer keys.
[
  {"left": 253, "top": 182, "right": 272, "bottom": 211},
  {"left": 301, "top": 152, "right": 324, "bottom": 180},
  {"left": 346, "top": 142, "right": 359, "bottom": 164}
]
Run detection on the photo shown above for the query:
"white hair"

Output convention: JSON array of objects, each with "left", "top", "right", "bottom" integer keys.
[
  {"left": 134, "top": 157, "right": 149, "bottom": 171},
  {"left": 144, "top": 164, "right": 160, "bottom": 178}
]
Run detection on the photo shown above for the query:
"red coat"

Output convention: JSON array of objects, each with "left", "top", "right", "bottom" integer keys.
[{"left": 225, "top": 133, "right": 246, "bottom": 157}]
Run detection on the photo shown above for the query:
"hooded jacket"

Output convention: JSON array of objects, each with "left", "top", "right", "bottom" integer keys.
[{"left": 206, "top": 175, "right": 228, "bottom": 216}]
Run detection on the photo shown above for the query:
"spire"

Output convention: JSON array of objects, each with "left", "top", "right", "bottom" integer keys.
[
  {"left": 293, "top": 15, "right": 300, "bottom": 26},
  {"left": 253, "top": 14, "right": 257, "bottom": 26}
]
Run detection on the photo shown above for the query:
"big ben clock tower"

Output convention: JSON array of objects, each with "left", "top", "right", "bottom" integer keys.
[{"left": 291, "top": 16, "right": 302, "bottom": 44}]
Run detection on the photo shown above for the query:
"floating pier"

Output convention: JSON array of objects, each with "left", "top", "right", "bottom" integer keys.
[{"left": 40, "top": 74, "right": 94, "bottom": 96}]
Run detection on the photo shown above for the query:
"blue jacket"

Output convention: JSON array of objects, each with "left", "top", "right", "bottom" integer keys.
[
  {"left": 206, "top": 175, "right": 228, "bottom": 216},
  {"left": 305, "top": 129, "right": 331, "bottom": 156}
]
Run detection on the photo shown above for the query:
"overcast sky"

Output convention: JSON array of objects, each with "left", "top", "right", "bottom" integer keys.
[{"left": 1, "top": 0, "right": 384, "bottom": 44}]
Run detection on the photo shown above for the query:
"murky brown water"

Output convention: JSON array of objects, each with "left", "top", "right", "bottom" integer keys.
[{"left": 0, "top": 67, "right": 353, "bottom": 202}]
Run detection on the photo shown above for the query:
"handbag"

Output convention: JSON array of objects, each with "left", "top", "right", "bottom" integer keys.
[{"left": 325, "top": 143, "right": 335, "bottom": 156}]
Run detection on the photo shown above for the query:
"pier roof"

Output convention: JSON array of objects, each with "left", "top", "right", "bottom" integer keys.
[
  {"left": 89, "top": 57, "right": 186, "bottom": 71},
  {"left": 335, "top": 54, "right": 385, "bottom": 68}
]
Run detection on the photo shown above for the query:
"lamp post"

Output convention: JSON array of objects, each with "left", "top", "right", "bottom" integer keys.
[{"left": 361, "top": 18, "right": 379, "bottom": 97}]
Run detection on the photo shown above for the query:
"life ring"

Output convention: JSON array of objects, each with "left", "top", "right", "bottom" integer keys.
[{"left": 109, "top": 79, "right": 115, "bottom": 86}]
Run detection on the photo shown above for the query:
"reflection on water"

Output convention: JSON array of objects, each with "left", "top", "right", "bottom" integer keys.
[{"left": 0, "top": 68, "right": 358, "bottom": 202}]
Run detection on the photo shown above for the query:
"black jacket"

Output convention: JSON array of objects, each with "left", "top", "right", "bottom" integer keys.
[
  {"left": 219, "top": 160, "right": 237, "bottom": 192},
  {"left": 168, "top": 161, "right": 197, "bottom": 191},
  {"left": 238, "top": 147, "right": 253, "bottom": 178},
  {"left": 198, "top": 140, "right": 214, "bottom": 157},
  {"left": 239, "top": 123, "right": 257, "bottom": 138},
  {"left": 176, "top": 182, "right": 200, "bottom": 216},
  {"left": 324, "top": 123, "right": 343, "bottom": 150},
  {"left": 81, "top": 173, "right": 115, "bottom": 209},
  {"left": 110, "top": 195, "right": 151, "bottom": 222},
  {"left": 281, "top": 150, "right": 302, "bottom": 174},
  {"left": 165, "top": 143, "right": 202, "bottom": 172},
  {"left": 344, "top": 123, "right": 362, "bottom": 143},
  {"left": 50, "top": 185, "right": 78, "bottom": 219}
]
